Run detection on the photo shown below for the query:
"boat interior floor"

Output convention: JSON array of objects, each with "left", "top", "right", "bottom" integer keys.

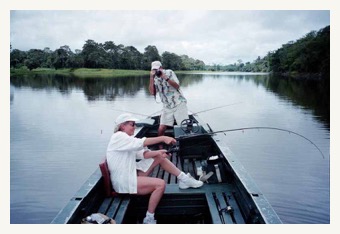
[
  {"left": 99, "top": 148, "right": 250, "bottom": 224},
  {"left": 52, "top": 117, "right": 279, "bottom": 224},
  {"left": 98, "top": 125, "right": 256, "bottom": 224}
]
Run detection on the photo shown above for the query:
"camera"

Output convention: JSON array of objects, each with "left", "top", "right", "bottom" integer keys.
[{"left": 155, "top": 69, "right": 162, "bottom": 77}]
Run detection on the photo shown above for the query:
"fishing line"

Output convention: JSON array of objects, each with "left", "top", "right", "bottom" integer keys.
[
  {"left": 191, "top": 102, "right": 243, "bottom": 115},
  {"left": 112, "top": 102, "right": 242, "bottom": 119},
  {"left": 147, "top": 110, "right": 162, "bottom": 118},
  {"left": 176, "top": 127, "right": 325, "bottom": 159},
  {"left": 111, "top": 108, "right": 150, "bottom": 117}
]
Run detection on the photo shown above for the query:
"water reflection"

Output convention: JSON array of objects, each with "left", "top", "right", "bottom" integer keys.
[
  {"left": 10, "top": 73, "right": 329, "bottom": 128},
  {"left": 10, "top": 72, "right": 330, "bottom": 224},
  {"left": 266, "top": 74, "right": 330, "bottom": 128}
]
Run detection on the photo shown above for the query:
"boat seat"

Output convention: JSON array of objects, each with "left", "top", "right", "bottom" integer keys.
[{"left": 99, "top": 159, "right": 118, "bottom": 197}]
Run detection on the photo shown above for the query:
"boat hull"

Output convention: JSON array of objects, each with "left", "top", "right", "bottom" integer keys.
[{"left": 52, "top": 114, "right": 282, "bottom": 224}]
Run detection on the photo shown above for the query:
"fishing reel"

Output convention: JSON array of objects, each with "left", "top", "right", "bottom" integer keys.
[
  {"left": 166, "top": 145, "right": 180, "bottom": 154},
  {"left": 180, "top": 119, "right": 199, "bottom": 134}
]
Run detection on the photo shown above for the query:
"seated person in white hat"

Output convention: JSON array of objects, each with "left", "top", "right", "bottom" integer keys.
[{"left": 106, "top": 113, "right": 203, "bottom": 224}]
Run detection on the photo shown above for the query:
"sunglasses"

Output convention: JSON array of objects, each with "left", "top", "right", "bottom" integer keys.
[{"left": 125, "top": 122, "right": 136, "bottom": 127}]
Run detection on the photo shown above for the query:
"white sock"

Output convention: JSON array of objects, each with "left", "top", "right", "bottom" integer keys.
[
  {"left": 146, "top": 211, "right": 154, "bottom": 218},
  {"left": 177, "top": 172, "right": 186, "bottom": 180}
]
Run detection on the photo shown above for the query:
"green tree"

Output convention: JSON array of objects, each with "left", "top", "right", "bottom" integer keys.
[
  {"left": 10, "top": 49, "right": 27, "bottom": 68},
  {"left": 82, "top": 40, "right": 109, "bottom": 68},
  {"left": 103, "top": 41, "right": 121, "bottom": 69},
  {"left": 67, "top": 49, "right": 84, "bottom": 68},
  {"left": 24, "top": 49, "right": 45, "bottom": 70},
  {"left": 161, "top": 51, "right": 183, "bottom": 70},
  {"left": 142, "top": 45, "right": 161, "bottom": 70},
  {"left": 40, "top": 47, "right": 54, "bottom": 68},
  {"left": 268, "top": 25, "right": 329, "bottom": 77},
  {"left": 119, "top": 46, "right": 142, "bottom": 69},
  {"left": 52, "top": 45, "right": 73, "bottom": 69}
]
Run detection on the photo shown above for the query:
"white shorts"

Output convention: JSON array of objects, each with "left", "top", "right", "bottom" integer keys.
[
  {"left": 136, "top": 158, "right": 154, "bottom": 172},
  {"left": 160, "top": 102, "right": 189, "bottom": 127}
]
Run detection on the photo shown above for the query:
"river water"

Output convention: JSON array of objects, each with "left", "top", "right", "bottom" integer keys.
[{"left": 10, "top": 72, "right": 330, "bottom": 224}]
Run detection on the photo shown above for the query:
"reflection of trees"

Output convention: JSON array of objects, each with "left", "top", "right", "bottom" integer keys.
[
  {"left": 81, "top": 76, "right": 146, "bottom": 101},
  {"left": 10, "top": 74, "right": 75, "bottom": 95},
  {"left": 10, "top": 73, "right": 205, "bottom": 101},
  {"left": 266, "top": 74, "right": 329, "bottom": 128},
  {"left": 196, "top": 73, "right": 329, "bottom": 128},
  {"left": 10, "top": 73, "right": 329, "bottom": 128},
  {"left": 176, "top": 74, "right": 204, "bottom": 87},
  {"left": 225, "top": 73, "right": 330, "bottom": 128},
  {"left": 10, "top": 74, "right": 147, "bottom": 101}
]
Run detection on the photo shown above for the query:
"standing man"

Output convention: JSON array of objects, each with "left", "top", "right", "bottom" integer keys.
[{"left": 149, "top": 61, "right": 189, "bottom": 137}]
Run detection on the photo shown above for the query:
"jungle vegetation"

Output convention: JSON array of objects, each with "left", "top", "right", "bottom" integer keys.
[{"left": 10, "top": 25, "right": 329, "bottom": 80}]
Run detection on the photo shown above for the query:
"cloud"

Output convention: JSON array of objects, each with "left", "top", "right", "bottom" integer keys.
[{"left": 10, "top": 10, "right": 330, "bottom": 65}]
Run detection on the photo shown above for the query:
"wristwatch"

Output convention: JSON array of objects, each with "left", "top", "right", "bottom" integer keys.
[{"left": 166, "top": 78, "right": 170, "bottom": 81}]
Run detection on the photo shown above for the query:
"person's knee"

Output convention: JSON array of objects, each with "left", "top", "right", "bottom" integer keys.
[
  {"left": 153, "top": 178, "right": 166, "bottom": 192},
  {"left": 157, "top": 179, "right": 166, "bottom": 192},
  {"left": 154, "top": 154, "right": 166, "bottom": 164}
]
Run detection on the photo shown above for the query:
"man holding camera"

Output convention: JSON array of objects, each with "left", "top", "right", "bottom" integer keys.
[{"left": 149, "top": 61, "right": 189, "bottom": 139}]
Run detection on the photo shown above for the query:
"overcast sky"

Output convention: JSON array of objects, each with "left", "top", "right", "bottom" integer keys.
[{"left": 10, "top": 10, "right": 330, "bottom": 65}]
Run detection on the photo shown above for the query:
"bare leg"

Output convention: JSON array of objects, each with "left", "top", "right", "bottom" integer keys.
[
  {"left": 158, "top": 124, "right": 167, "bottom": 136},
  {"left": 159, "top": 157, "right": 181, "bottom": 176},
  {"left": 137, "top": 177, "right": 165, "bottom": 213},
  {"left": 138, "top": 154, "right": 181, "bottom": 178},
  {"left": 158, "top": 125, "right": 167, "bottom": 149}
]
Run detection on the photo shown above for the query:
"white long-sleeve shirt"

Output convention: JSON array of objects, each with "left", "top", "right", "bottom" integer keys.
[{"left": 106, "top": 131, "right": 152, "bottom": 193}]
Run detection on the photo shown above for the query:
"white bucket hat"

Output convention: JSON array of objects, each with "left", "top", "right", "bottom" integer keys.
[
  {"left": 114, "top": 113, "right": 139, "bottom": 132},
  {"left": 151, "top": 61, "right": 162, "bottom": 70}
]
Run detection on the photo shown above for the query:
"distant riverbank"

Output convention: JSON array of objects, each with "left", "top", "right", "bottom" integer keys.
[
  {"left": 10, "top": 68, "right": 151, "bottom": 78},
  {"left": 11, "top": 68, "right": 328, "bottom": 83},
  {"left": 10, "top": 68, "right": 212, "bottom": 78}
]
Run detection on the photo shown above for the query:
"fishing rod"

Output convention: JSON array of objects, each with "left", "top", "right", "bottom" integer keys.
[
  {"left": 111, "top": 108, "right": 151, "bottom": 117},
  {"left": 147, "top": 102, "right": 242, "bottom": 119},
  {"left": 112, "top": 102, "right": 242, "bottom": 119},
  {"left": 175, "top": 126, "right": 325, "bottom": 159},
  {"left": 191, "top": 102, "right": 243, "bottom": 115}
]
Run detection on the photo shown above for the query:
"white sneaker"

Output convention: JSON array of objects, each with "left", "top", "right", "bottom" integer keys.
[
  {"left": 143, "top": 216, "right": 157, "bottom": 224},
  {"left": 179, "top": 173, "right": 204, "bottom": 189}
]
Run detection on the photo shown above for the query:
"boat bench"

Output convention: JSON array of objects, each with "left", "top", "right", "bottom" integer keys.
[
  {"left": 98, "top": 159, "right": 135, "bottom": 223},
  {"left": 149, "top": 154, "right": 245, "bottom": 224},
  {"left": 96, "top": 194, "right": 132, "bottom": 224},
  {"left": 162, "top": 184, "right": 245, "bottom": 224},
  {"left": 96, "top": 183, "right": 245, "bottom": 224},
  {"left": 99, "top": 155, "right": 245, "bottom": 224}
]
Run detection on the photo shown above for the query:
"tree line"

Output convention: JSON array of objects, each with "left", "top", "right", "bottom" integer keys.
[
  {"left": 10, "top": 25, "right": 329, "bottom": 78},
  {"left": 10, "top": 40, "right": 205, "bottom": 71},
  {"left": 207, "top": 25, "right": 329, "bottom": 78}
]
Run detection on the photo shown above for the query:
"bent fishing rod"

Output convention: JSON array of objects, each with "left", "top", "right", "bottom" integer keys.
[
  {"left": 191, "top": 102, "right": 243, "bottom": 115},
  {"left": 175, "top": 126, "right": 325, "bottom": 159},
  {"left": 112, "top": 102, "right": 243, "bottom": 119}
]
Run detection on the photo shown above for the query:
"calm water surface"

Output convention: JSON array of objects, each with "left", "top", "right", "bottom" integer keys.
[{"left": 10, "top": 72, "right": 330, "bottom": 224}]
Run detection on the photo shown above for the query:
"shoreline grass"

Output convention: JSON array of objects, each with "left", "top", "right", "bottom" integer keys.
[
  {"left": 10, "top": 67, "right": 265, "bottom": 78},
  {"left": 10, "top": 68, "right": 152, "bottom": 78}
]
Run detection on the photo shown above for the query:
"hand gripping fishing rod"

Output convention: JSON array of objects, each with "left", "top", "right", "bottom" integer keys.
[{"left": 175, "top": 126, "right": 326, "bottom": 159}]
